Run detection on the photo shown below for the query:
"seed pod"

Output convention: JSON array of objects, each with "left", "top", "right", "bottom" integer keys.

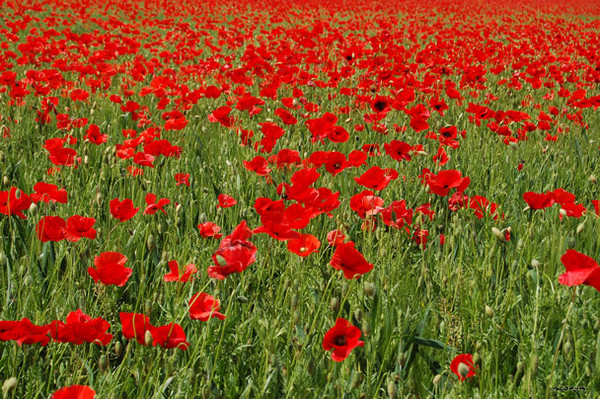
[
  {"left": 2, "top": 377, "right": 17, "bottom": 394},
  {"left": 147, "top": 235, "right": 156, "bottom": 251},
  {"left": 115, "top": 341, "right": 123, "bottom": 357},
  {"left": 98, "top": 355, "right": 108, "bottom": 372},
  {"left": 387, "top": 381, "right": 397, "bottom": 398},
  {"left": 363, "top": 282, "right": 376, "bottom": 297},
  {"left": 329, "top": 297, "right": 340, "bottom": 312},
  {"left": 144, "top": 330, "right": 153, "bottom": 346}
]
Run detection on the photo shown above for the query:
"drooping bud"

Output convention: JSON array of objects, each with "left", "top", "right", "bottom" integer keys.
[
  {"left": 485, "top": 306, "right": 494, "bottom": 317},
  {"left": 144, "top": 330, "right": 153, "bottom": 346},
  {"left": 2, "top": 377, "right": 17, "bottom": 395}
]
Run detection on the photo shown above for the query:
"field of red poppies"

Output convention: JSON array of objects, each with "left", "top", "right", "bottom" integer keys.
[{"left": 1, "top": 0, "right": 600, "bottom": 397}]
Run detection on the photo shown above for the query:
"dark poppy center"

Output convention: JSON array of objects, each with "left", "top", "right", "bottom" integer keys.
[
  {"left": 334, "top": 162, "right": 342, "bottom": 169},
  {"left": 334, "top": 335, "right": 347, "bottom": 346},
  {"left": 373, "top": 101, "right": 386, "bottom": 112}
]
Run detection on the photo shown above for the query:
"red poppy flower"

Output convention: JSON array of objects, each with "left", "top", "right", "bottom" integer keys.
[
  {"left": 84, "top": 124, "right": 107, "bottom": 145},
  {"left": 243, "top": 155, "right": 271, "bottom": 176},
  {"left": 163, "top": 260, "right": 197, "bottom": 283},
  {"left": 48, "top": 309, "right": 112, "bottom": 346},
  {"left": 36, "top": 216, "right": 66, "bottom": 242},
  {"left": 0, "top": 318, "right": 50, "bottom": 346},
  {"left": 322, "top": 318, "right": 364, "bottom": 361},
  {"left": 198, "top": 222, "right": 223, "bottom": 239},
  {"left": 286, "top": 234, "right": 321, "bottom": 257},
  {"left": 51, "top": 385, "right": 95, "bottom": 399},
  {"left": 0, "top": 187, "right": 32, "bottom": 219},
  {"left": 384, "top": 140, "right": 413, "bottom": 162},
  {"left": 31, "top": 182, "right": 68, "bottom": 204},
  {"left": 326, "top": 230, "right": 346, "bottom": 246},
  {"left": 354, "top": 166, "right": 398, "bottom": 191},
  {"left": 174, "top": 173, "right": 190, "bottom": 187},
  {"left": 559, "top": 249, "right": 600, "bottom": 292},
  {"left": 450, "top": 353, "right": 477, "bottom": 381},
  {"left": 189, "top": 293, "right": 226, "bottom": 321},
  {"left": 330, "top": 242, "right": 373, "bottom": 279},
  {"left": 217, "top": 194, "right": 237, "bottom": 208},
  {"left": 349, "top": 190, "right": 384, "bottom": 219},
  {"left": 133, "top": 152, "right": 155, "bottom": 168},
  {"left": 324, "top": 151, "right": 348, "bottom": 176},
  {"left": 143, "top": 193, "right": 170, "bottom": 215},
  {"left": 88, "top": 252, "right": 131, "bottom": 287},
  {"left": 119, "top": 312, "right": 153, "bottom": 345},
  {"left": 425, "top": 170, "right": 470, "bottom": 197},
  {"left": 523, "top": 191, "right": 554, "bottom": 210},
  {"left": 208, "top": 220, "right": 257, "bottom": 280},
  {"left": 63, "top": 215, "right": 97, "bottom": 242},
  {"left": 109, "top": 198, "right": 139, "bottom": 222},
  {"left": 150, "top": 323, "right": 189, "bottom": 350}
]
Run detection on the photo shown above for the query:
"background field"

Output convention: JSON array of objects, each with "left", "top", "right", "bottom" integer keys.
[{"left": 1, "top": 0, "right": 600, "bottom": 397}]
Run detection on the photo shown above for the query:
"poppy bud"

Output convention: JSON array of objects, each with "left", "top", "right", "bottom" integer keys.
[
  {"left": 589, "top": 175, "right": 597, "bottom": 184},
  {"left": 147, "top": 235, "right": 156, "bottom": 251},
  {"left": 531, "top": 354, "right": 539, "bottom": 375},
  {"left": 387, "top": 381, "right": 397, "bottom": 398},
  {"left": 491, "top": 227, "right": 506, "bottom": 242},
  {"left": 2, "top": 176, "right": 9, "bottom": 186},
  {"left": 329, "top": 297, "right": 339, "bottom": 312},
  {"left": 433, "top": 374, "right": 442, "bottom": 386},
  {"left": 397, "top": 352, "right": 406, "bottom": 367},
  {"left": 84, "top": 155, "right": 89, "bottom": 165},
  {"left": 567, "top": 236, "right": 576, "bottom": 249},
  {"left": 341, "top": 282, "right": 349, "bottom": 298},
  {"left": 457, "top": 362, "right": 470, "bottom": 378},
  {"left": 215, "top": 255, "right": 227, "bottom": 266},
  {"left": 115, "top": 341, "right": 123, "bottom": 357},
  {"left": 144, "top": 330, "right": 153, "bottom": 346},
  {"left": 363, "top": 282, "right": 376, "bottom": 297},
  {"left": 485, "top": 306, "right": 494, "bottom": 317},
  {"left": 517, "top": 239, "right": 524, "bottom": 251},
  {"left": 354, "top": 309, "right": 362, "bottom": 322},
  {"left": 176, "top": 203, "right": 183, "bottom": 214},
  {"left": 2, "top": 377, "right": 17, "bottom": 394},
  {"left": 576, "top": 222, "right": 585, "bottom": 235},
  {"left": 99, "top": 355, "right": 108, "bottom": 372},
  {"left": 237, "top": 295, "right": 249, "bottom": 303},
  {"left": 531, "top": 259, "right": 541, "bottom": 268},
  {"left": 292, "top": 309, "right": 300, "bottom": 324},
  {"left": 508, "top": 141, "right": 518, "bottom": 150}
]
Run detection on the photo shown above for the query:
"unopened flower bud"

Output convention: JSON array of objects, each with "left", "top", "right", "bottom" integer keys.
[
  {"left": 588, "top": 175, "right": 597, "bottom": 184},
  {"left": 215, "top": 255, "right": 227, "bottom": 266},
  {"left": 144, "top": 330, "right": 153, "bottom": 346},
  {"left": 2, "top": 377, "right": 17, "bottom": 394},
  {"left": 567, "top": 236, "right": 576, "bottom": 249},
  {"left": 485, "top": 306, "right": 494, "bottom": 317},
  {"left": 2, "top": 176, "right": 9, "bottom": 186},
  {"left": 531, "top": 259, "right": 541, "bottom": 268},
  {"left": 458, "top": 362, "right": 470, "bottom": 378},
  {"left": 491, "top": 227, "right": 506, "bottom": 242},
  {"left": 433, "top": 374, "right": 442, "bottom": 385},
  {"left": 98, "top": 355, "right": 108, "bottom": 372},
  {"left": 387, "top": 381, "right": 397, "bottom": 398},
  {"left": 576, "top": 222, "right": 585, "bottom": 235},
  {"left": 329, "top": 297, "right": 339, "bottom": 312},
  {"left": 363, "top": 282, "right": 376, "bottom": 297},
  {"left": 115, "top": 341, "right": 123, "bottom": 357}
]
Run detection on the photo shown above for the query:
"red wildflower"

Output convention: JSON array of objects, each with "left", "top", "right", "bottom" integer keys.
[
  {"left": 354, "top": 166, "right": 398, "bottom": 191},
  {"left": 51, "top": 385, "right": 95, "bottom": 399},
  {"left": 63, "top": 215, "right": 97, "bottom": 242},
  {"left": 326, "top": 230, "right": 346, "bottom": 246},
  {"left": 330, "top": 242, "right": 373, "bottom": 279},
  {"left": 349, "top": 190, "right": 384, "bottom": 219},
  {"left": 109, "top": 198, "right": 139, "bottom": 222},
  {"left": 163, "top": 261, "right": 197, "bottom": 283},
  {"left": 322, "top": 318, "right": 364, "bottom": 361},
  {"left": 0, "top": 318, "right": 50, "bottom": 346},
  {"left": 143, "top": 193, "right": 170, "bottom": 215},
  {"left": 243, "top": 155, "right": 271, "bottom": 176},
  {"left": 286, "top": 234, "right": 321, "bottom": 257},
  {"left": 0, "top": 187, "right": 32, "bottom": 219},
  {"left": 151, "top": 323, "right": 189, "bottom": 350},
  {"left": 88, "top": 252, "right": 131, "bottom": 287},
  {"left": 36, "top": 216, "right": 66, "bottom": 242},
  {"left": 119, "top": 312, "right": 153, "bottom": 345},
  {"left": 189, "top": 293, "right": 226, "bottom": 321},
  {"left": 48, "top": 309, "right": 112, "bottom": 346},
  {"left": 174, "top": 173, "right": 190, "bottom": 187},
  {"left": 558, "top": 249, "right": 600, "bottom": 292},
  {"left": 384, "top": 140, "right": 413, "bottom": 162},
  {"left": 425, "top": 170, "right": 470, "bottom": 197},
  {"left": 31, "top": 182, "right": 68, "bottom": 204},
  {"left": 208, "top": 220, "right": 257, "bottom": 280},
  {"left": 217, "top": 194, "right": 237, "bottom": 208},
  {"left": 450, "top": 354, "right": 477, "bottom": 381},
  {"left": 198, "top": 222, "right": 223, "bottom": 239},
  {"left": 523, "top": 191, "right": 554, "bottom": 210}
]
